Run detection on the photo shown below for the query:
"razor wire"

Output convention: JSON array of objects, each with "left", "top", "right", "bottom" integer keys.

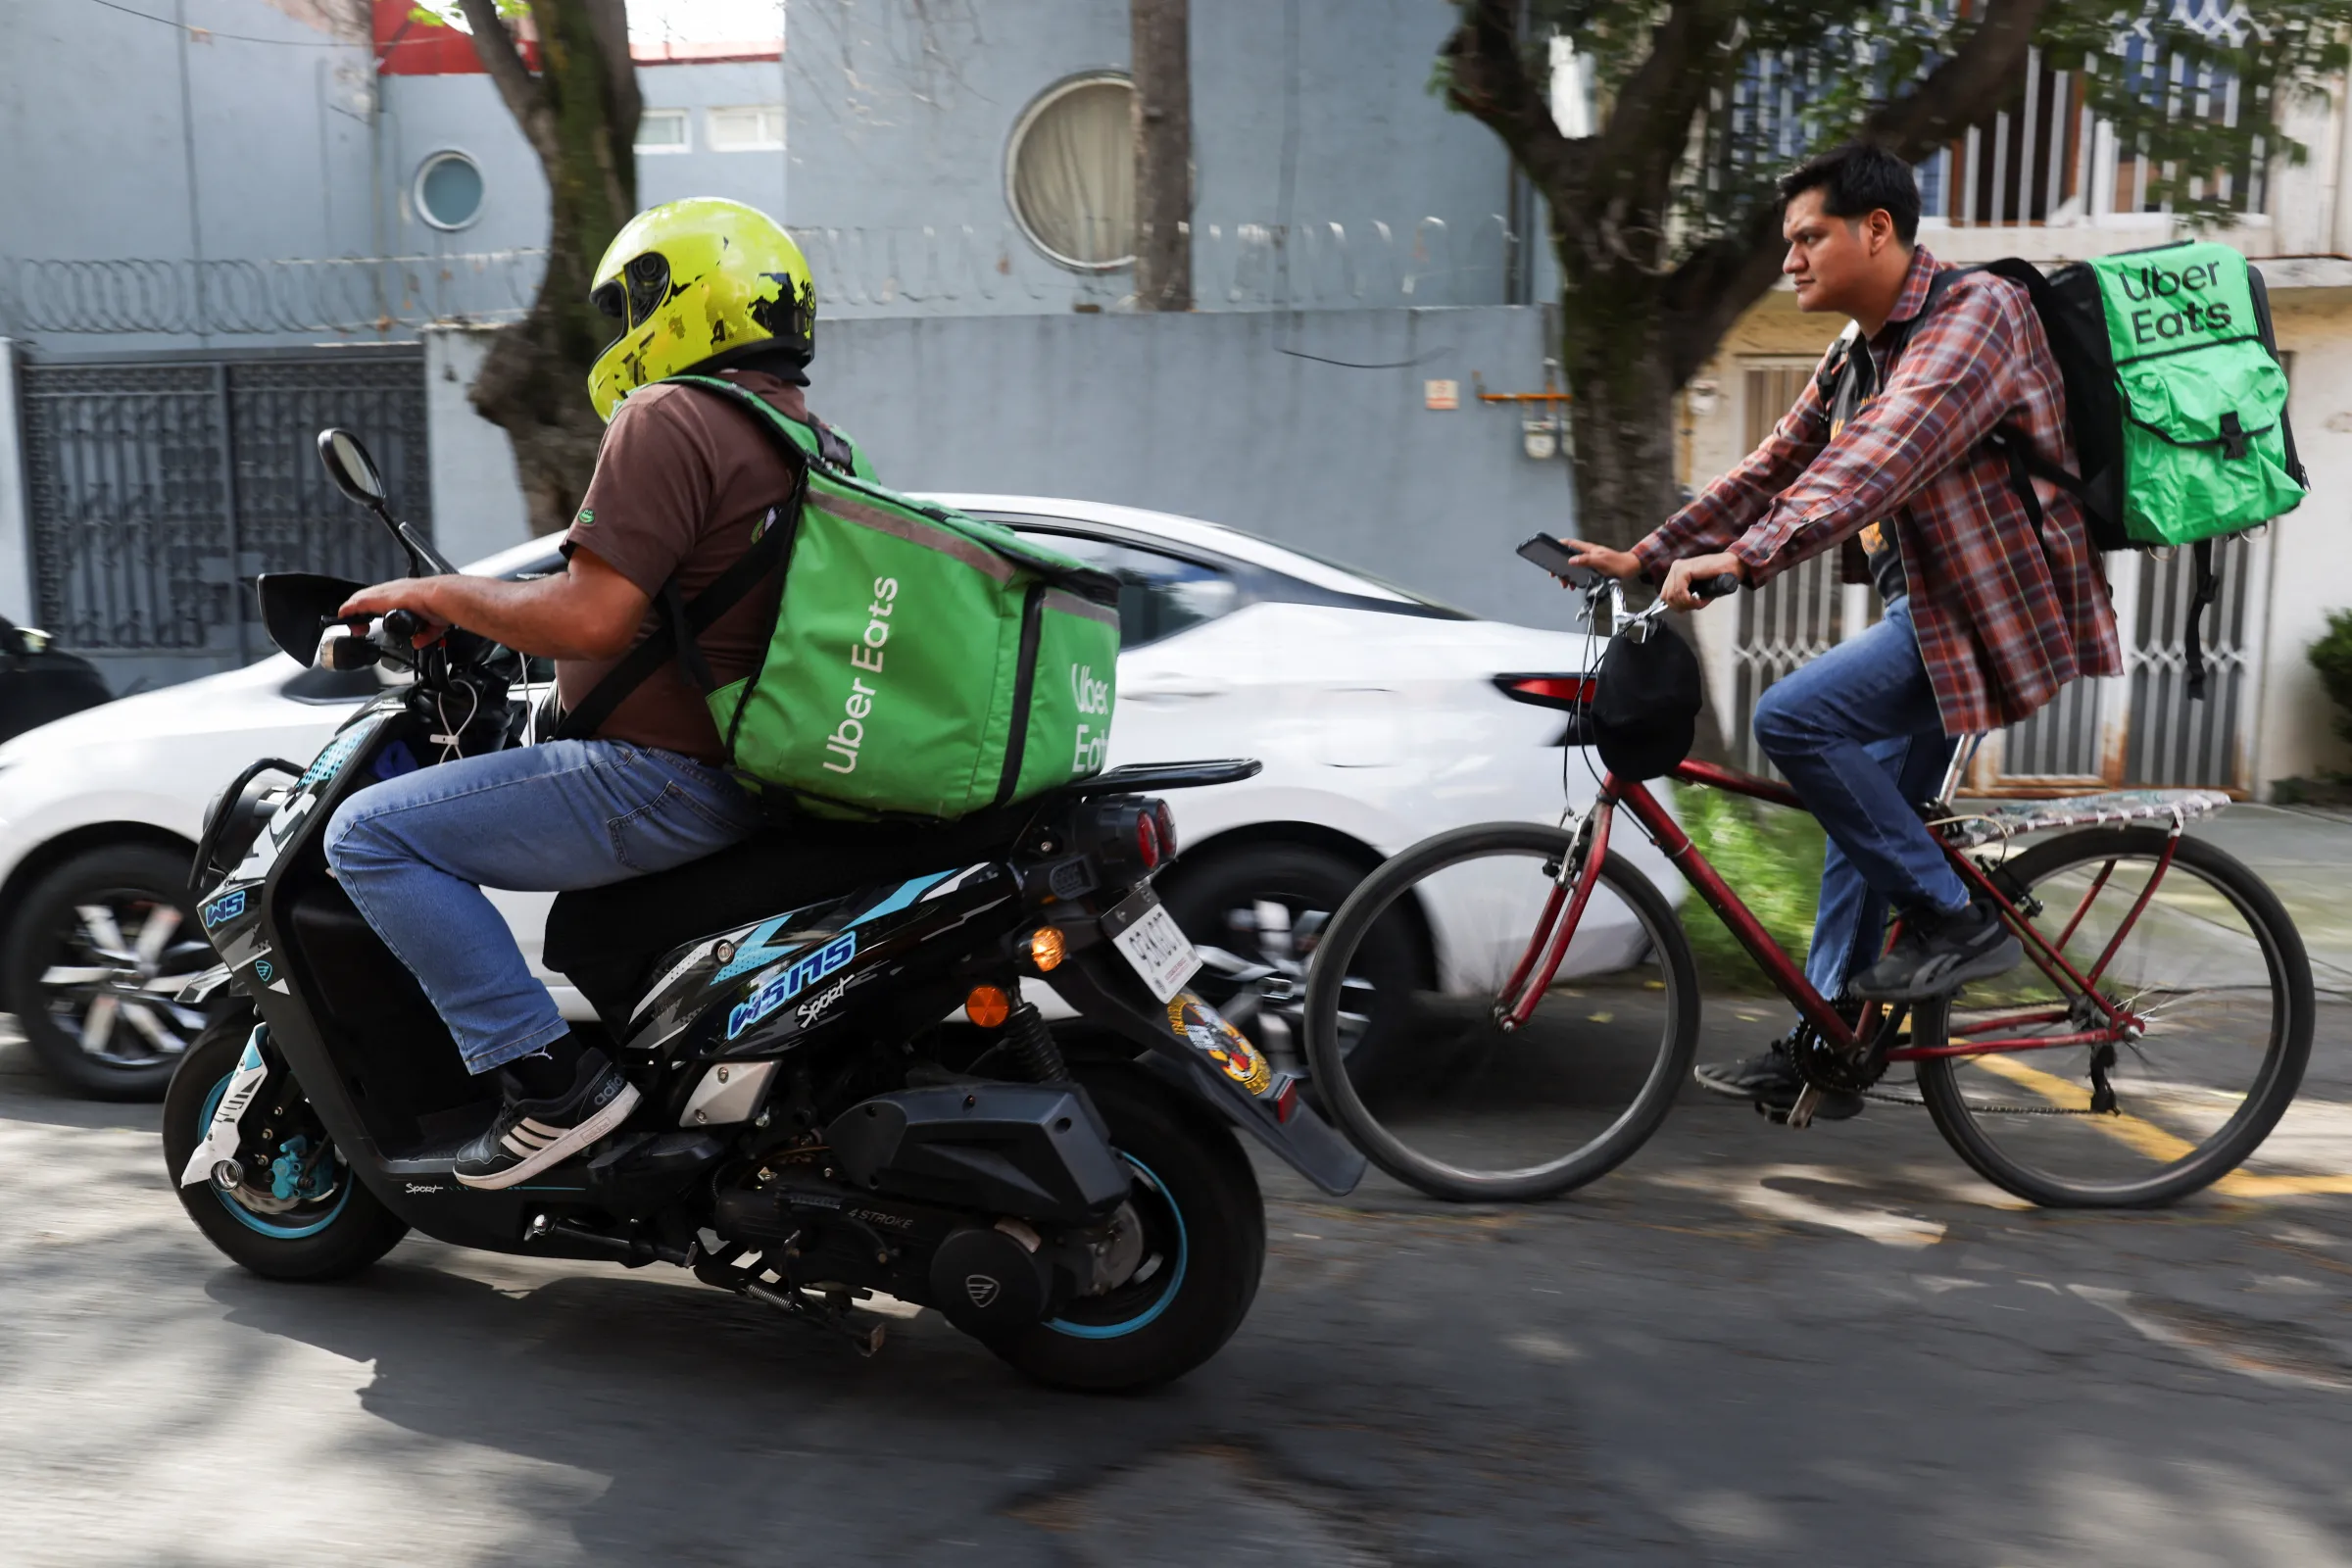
[
  {"left": 0, "top": 251, "right": 549, "bottom": 338},
  {"left": 3, "top": 214, "right": 1527, "bottom": 337}
]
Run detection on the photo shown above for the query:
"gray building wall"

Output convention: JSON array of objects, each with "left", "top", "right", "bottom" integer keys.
[
  {"left": 426, "top": 308, "right": 1580, "bottom": 627},
  {"left": 3, "top": 0, "right": 1533, "bottom": 352}
]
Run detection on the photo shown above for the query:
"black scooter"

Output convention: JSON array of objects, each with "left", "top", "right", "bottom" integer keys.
[{"left": 163, "top": 428, "right": 1362, "bottom": 1392}]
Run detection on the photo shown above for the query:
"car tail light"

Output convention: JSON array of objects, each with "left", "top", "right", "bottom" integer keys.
[{"left": 1494, "top": 672, "right": 1595, "bottom": 710}]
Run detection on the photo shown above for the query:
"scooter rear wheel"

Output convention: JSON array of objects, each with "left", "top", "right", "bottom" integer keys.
[
  {"left": 978, "top": 1062, "right": 1264, "bottom": 1392},
  {"left": 162, "top": 1008, "right": 409, "bottom": 1281}
]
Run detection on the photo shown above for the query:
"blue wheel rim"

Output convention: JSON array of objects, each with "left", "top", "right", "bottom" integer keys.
[
  {"left": 1047, "top": 1153, "right": 1187, "bottom": 1341},
  {"left": 198, "top": 1074, "right": 352, "bottom": 1241}
]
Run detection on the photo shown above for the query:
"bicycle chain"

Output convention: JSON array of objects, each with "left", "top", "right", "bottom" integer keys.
[{"left": 1859, "top": 1087, "right": 2114, "bottom": 1116}]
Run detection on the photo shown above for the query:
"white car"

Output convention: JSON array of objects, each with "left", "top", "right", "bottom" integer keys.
[{"left": 0, "top": 501, "right": 1672, "bottom": 1098}]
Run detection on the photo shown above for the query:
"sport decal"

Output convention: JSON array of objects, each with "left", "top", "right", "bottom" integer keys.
[
  {"left": 201, "top": 889, "right": 247, "bottom": 928},
  {"left": 1166, "top": 995, "right": 1271, "bottom": 1096},
  {"left": 726, "top": 933, "right": 858, "bottom": 1040}
]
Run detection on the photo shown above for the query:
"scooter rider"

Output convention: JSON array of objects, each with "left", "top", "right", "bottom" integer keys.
[
  {"left": 1563, "top": 143, "right": 2123, "bottom": 1115},
  {"left": 325, "top": 198, "right": 825, "bottom": 1188}
]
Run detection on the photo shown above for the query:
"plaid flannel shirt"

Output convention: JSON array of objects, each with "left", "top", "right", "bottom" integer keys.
[{"left": 1634, "top": 246, "right": 2123, "bottom": 736}]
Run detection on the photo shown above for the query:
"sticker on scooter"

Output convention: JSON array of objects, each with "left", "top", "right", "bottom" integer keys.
[
  {"left": 177, "top": 1028, "right": 270, "bottom": 1187},
  {"left": 727, "top": 933, "right": 858, "bottom": 1040},
  {"left": 1166, "top": 995, "right": 1272, "bottom": 1096}
]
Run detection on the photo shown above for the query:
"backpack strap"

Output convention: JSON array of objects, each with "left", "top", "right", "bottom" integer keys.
[
  {"left": 553, "top": 377, "right": 828, "bottom": 743},
  {"left": 553, "top": 483, "right": 806, "bottom": 742}
]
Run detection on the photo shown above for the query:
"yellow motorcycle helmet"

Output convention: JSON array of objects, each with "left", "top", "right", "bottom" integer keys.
[{"left": 586, "top": 197, "right": 816, "bottom": 423}]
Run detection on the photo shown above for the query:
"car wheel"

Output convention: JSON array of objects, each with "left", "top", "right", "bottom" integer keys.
[
  {"left": 4, "top": 843, "right": 212, "bottom": 1101},
  {"left": 1155, "top": 843, "right": 1427, "bottom": 1092}
]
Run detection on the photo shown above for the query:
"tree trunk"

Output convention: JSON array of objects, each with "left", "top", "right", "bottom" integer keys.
[
  {"left": 1555, "top": 255, "right": 1683, "bottom": 552},
  {"left": 461, "top": 0, "right": 641, "bottom": 536},
  {"left": 1130, "top": 0, "right": 1193, "bottom": 311},
  {"left": 1554, "top": 243, "right": 1739, "bottom": 760}
]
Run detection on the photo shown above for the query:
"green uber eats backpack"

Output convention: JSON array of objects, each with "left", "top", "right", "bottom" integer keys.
[
  {"left": 560, "top": 376, "right": 1123, "bottom": 821},
  {"left": 1827, "top": 239, "right": 2307, "bottom": 699}
]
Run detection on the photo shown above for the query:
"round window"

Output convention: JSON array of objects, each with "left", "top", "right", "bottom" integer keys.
[
  {"left": 1005, "top": 74, "right": 1136, "bottom": 271},
  {"left": 415, "top": 151, "right": 485, "bottom": 231}
]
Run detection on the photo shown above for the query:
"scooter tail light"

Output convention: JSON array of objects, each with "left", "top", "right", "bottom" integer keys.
[
  {"left": 1135, "top": 810, "right": 1162, "bottom": 871},
  {"left": 1150, "top": 800, "right": 1178, "bottom": 863}
]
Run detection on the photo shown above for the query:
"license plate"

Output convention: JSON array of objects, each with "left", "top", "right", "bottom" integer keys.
[{"left": 1102, "top": 886, "right": 1202, "bottom": 1004}]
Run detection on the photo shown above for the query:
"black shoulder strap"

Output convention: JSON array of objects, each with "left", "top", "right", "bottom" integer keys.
[
  {"left": 553, "top": 382, "right": 823, "bottom": 742},
  {"left": 2183, "top": 538, "right": 2220, "bottom": 703}
]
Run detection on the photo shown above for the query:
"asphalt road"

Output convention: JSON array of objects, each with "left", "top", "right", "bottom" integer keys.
[{"left": 5, "top": 995, "right": 2350, "bottom": 1568}]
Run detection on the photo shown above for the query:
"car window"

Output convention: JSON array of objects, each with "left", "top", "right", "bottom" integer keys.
[{"left": 1015, "top": 531, "right": 1238, "bottom": 650}]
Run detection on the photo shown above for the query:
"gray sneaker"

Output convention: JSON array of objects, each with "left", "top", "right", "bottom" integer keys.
[
  {"left": 1693, "top": 1032, "right": 1862, "bottom": 1120},
  {"left": 1850, "top": 900, "right": 2022, "bottom": 1002}
]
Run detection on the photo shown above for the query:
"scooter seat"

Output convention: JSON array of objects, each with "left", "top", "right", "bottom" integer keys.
[{"left": 543, "top": 806, "right": 1036, "bottom": 1023}]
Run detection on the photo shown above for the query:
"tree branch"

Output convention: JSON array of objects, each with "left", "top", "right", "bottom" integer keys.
[
  {"left": 1589, "top": 1, "right": 1743, "bottom": 195},
  {"left": 461, "top": 0, "right": 556, "bottom": 166},
  {"left": 1440, "top": 0, "right": 1583, "bottom": 201},
  {"left": 583, "top": 0, "right": 641, "bottom": 139}
]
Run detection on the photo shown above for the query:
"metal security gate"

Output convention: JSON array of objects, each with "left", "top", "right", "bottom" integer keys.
[
  {"left": 1981, "top": 538, "right": 2267, "bottom": 793},
  {"left": 19, "top": 351, "right": 426, "bottom": 689}
]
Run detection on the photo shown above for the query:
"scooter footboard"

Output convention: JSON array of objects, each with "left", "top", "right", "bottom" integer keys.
[{"left": 1050, "top": 950, "right": 1366, "bottom": 1196}]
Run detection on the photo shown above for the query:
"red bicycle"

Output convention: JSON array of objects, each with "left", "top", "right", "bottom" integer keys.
[{"left": 1302, "top": 573, "right": 2315, "bottom": 1208}]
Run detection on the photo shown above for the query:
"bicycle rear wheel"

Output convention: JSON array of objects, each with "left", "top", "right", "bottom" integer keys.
[
  {"left": 1302, "top": 822, "right": 1698, "bottom": 1202},
  {"left": 1915, "top": 827, "right": 2314, "bottom": 1208}
]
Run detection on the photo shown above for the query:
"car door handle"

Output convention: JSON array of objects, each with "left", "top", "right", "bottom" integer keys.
[{"left": 1122, "top": 678, "right": 1231, "bottom": 700}]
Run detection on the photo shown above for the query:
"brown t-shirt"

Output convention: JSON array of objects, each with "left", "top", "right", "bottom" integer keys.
[{"left": 558, "top": 370, "right": 812, "bottom": 761}]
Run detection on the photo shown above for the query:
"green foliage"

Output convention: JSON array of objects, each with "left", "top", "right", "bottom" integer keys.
[
  {"left": 1675, "top": 785, "right": 1828, "bottom": 993},
  {"left": 407, "top": 0, "right": 526, "bottom": 27},
  {"left": 1487, "top": 0, "right": 2352, "bottom": 262},
  {"left": 2311, "top": 608, "right": 2352, "bottom": 744}
]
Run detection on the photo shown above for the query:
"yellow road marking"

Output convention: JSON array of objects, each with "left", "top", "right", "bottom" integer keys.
[{"left": 1966, "top": 1054, "right": 2352, "bottom": 1197}]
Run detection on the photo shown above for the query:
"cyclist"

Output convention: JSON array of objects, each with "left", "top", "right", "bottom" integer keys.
[
  {"left": 1564, "top": 142, "right": 2122, "bottom": 1116},
  {"left": 325, "top": 199, "right": 820, "bottom": 1187}
]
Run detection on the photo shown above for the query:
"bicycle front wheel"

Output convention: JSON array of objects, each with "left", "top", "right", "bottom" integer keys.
[
  {"left": 1302, "top": 822, "right": 1698, "bottom": 1202},
  {"left": 1915, "top": 827, "right": 2315, "bottom": 1208}
]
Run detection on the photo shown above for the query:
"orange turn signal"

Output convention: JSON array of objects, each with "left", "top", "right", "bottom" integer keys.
[
  {"left": 965, "top": 984, "right": 1010, "bottom": 1028},
  {"left": 1028, "top": 926, "right": 1066, "bottom": 972}
]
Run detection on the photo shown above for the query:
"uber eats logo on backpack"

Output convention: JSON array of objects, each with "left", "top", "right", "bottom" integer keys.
[
  {"left": 1070, "top": 662, "right": 1111, "bottom": 773},
  {"left": 823, "top": 576, "right": 898, "bottom": 776},
  {"left": 2117, "top": 258, "right": 2236, "bottom": 348}
]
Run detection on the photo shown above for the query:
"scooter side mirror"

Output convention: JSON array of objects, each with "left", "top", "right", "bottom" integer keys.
[{"left": 316, "top": 428, "right": 387, "bottom": 509}]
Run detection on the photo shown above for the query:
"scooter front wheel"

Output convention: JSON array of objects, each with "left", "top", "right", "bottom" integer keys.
[{"left": 162, "top": 1008, "right": 409, "bottom": 1281}]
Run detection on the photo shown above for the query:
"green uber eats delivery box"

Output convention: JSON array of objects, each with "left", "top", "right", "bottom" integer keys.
[
  {"left": 2078, "top": 240, "right": 2306, "bottom": 548},
  {"left": 649, "top": 375, "right": 1121, "bottom": 822}
]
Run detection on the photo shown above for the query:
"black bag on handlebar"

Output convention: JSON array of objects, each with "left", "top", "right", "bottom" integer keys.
[{"left": 1590, "top": 623, "right": 1702, "bottom": 782}]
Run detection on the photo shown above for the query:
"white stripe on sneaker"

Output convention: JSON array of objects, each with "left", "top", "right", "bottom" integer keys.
[{"left": 459, "top": 1081, "right": 642, "bottom": 1191}]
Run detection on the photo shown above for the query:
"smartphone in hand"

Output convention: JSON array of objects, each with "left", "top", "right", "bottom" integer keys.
[{"left": 1516, "top": 533, "right": 1596, "bottom": 588}]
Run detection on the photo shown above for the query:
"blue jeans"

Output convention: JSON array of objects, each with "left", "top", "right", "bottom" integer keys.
[
  {"left": 324, "top": 740, "right": 762, "bottom": 1074},
  {"left": 1750, "top": 595, "right": 1966, "bottom": 1007}
]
